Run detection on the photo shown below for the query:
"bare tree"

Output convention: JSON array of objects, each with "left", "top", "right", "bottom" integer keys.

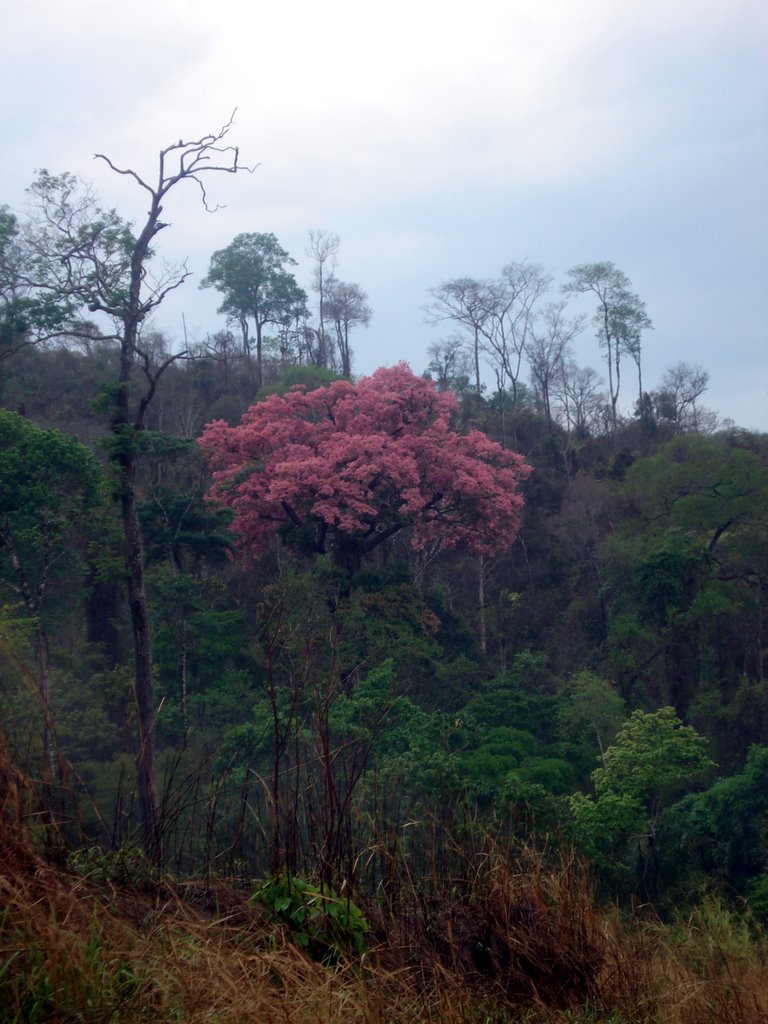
[
  {"left": 25, "top": 115, "right": 251, "bottom": 861},
  {"left": 654, "top": 361, "right": 711, "bottom": 434},
  {"left": 426, "top": 262, "right": 551, "bottom": 407},
  {"left": 201, "top": 329, "right": 241, "bottom": 392},
  {"left": 480, "top": 261, "right": 552, "bottom": 408},
  {"left": 526, "top": 301, "right": 585, "bottom": 433},
  {"left": 425, "top": 335, "right": 473, "bottom": 393},
  {"left": 273, "top": 290, "right": 311, "bottom": 371},
  {"left": 306, "top": 230, "right": 339, "bottom": 368},
  {"left": 324, "top": 278, "right": 371, "bottom": 377},
  {"left": 425, "top": 277, "right": 493, "bottom": 395},
  {"left": 553, "top": 362, "right": 608, "bottom": 438}
]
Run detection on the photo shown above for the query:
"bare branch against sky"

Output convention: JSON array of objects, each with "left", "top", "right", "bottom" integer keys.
[{"left": 2, "top": 0, "right": 766, "bottom": 428}]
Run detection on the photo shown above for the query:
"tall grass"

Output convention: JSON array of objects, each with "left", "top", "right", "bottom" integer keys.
[{"left": 2, "top": 733, "right": 767, "bottom": 1022}]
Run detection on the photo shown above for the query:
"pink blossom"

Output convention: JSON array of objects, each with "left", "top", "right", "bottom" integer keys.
[{"left": 200, "top": 363, "right": 531, "bottom": 564}]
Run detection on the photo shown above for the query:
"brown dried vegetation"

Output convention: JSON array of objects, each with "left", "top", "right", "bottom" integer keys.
[{"left": 1, "top": 738, "right": 767, "bottom": 1023}]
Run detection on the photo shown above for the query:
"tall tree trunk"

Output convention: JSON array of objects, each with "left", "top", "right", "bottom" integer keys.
[
  {"left": 29, "top": 116, "right": 246, "bottom": 865},
  {"left": 473, "top": 326, "right": 481, "bottom": 395},
  {"left": 179, "top": 622, "right": 189, "bottom": 723},
  {"left": 255, "top": 318, "right": 263, "bottom": 391},
  {"left": 114, "top": 322, "right": 162, "bottom": 862},
  {"left": 478, "top": 555, "right": 487, "bottom": 656},
  {"left": 341, "top": 322, "right": 351, "bottom": 377},
  {"left": 35, "top": 620, "right": 55, "bottom": 786},
  {"left": 757, "top": 581, "right": 765, "bottom": 685},
  {"left": 495, "top": 368, "right": 507, "bottom": 446},
  {"left": 118, "top": 429, "right": 162, "bottom": 862}
]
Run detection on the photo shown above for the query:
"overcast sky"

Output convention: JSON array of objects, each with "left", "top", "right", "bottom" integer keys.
[{"left": 2, "top": 0, "right": 766, "bottom": 430}]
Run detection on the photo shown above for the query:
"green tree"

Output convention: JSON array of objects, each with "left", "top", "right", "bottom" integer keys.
[
  {"left": 0, "top": 206, "right": 24, "bottom": 355},
  {"left": 0, "top": 205, "right": 74, "bottom": 362},
  {"left": 605, "top": 434, "right": 768, "bottom": 720},
  {"left": 623, "top": 435, "right": 768, "bottom": 558},
  {"left": 571, "top": 707, "right": 713, "bottom": 898},
  {"left": 555, "top": 670, "right": 626, "bottom": 785},
  {"left": 0, "top": 410, "right": 100, "bottom": 784},
  {"left": 659, "top": 745, "right": 768, "bottom": 898},
  {"left": 564, "top": 262, "right": 652, "bottom": 436},
  {"left": 201, "top": 232, "right": 307, "bottom": 389}
]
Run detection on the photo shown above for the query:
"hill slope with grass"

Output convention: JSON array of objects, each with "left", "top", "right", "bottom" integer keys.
[{"left": 2, "top": 741, "right": 767, "bottom": 1024}]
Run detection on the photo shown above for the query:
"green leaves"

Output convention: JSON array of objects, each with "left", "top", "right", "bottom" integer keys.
[
  {"left": 565, "top": 261, "right": 652, "bottom": 354},
  {"left": 571, "top": 708, "right": 713, "bottom": 890},
  {"left": 25, "top": 170, "right": 138, "bottom": 318},
  {"left": 592, "top": 707, "right": 712, "bottom": 807},
  {"left": 0, "top": 410, "right": 101, "bottom": 591},
  {"left": 660, "top": 744, "right": 768, "bottom": 893},
  {"left": 623, "top": 435, "right": 768, "bottom": 551},
  {"left": 250, "top": 874, "right": 369, "bottom": 963},
  {"left": 200, "top": 231, "right": 307, "bottom": 379}
]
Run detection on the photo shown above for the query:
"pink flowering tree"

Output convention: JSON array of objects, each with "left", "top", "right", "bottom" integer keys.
[{"left": 200, "top": 363, "right": 531, "bottom": 573}]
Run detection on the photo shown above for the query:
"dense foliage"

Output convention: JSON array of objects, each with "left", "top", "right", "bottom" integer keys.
[
  {"left": 200, "top": 363, "right": 531, "bottom": 568},
  {"left": 1, "top": 145, "right": 767, "bottom": 1024},
  {"left": 2, "top": 330, "right": 765, "bottom": 916}
]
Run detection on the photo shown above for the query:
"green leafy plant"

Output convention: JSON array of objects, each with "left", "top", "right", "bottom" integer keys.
[
  {"left": 571, "top": 707, "right": 713, "bottom": 897},
  {"left": 250, "top": 873, "right": 369, "bottom": 963},
  {"left": 67, "top": 845, "right": 160, "bottom": 891}
]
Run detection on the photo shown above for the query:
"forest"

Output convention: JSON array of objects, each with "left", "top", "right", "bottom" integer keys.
[{"left": 1, "top": 121, "right": 767, "bottom": 1023}]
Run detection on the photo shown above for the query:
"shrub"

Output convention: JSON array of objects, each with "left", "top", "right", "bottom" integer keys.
[{"left": 250, "top": 874, "right": 369, "bottom": 963}]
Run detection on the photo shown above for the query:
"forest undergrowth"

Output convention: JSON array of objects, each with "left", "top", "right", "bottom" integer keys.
[{"left": 2, "top": 740, "right": 766, "bottom": 1024}]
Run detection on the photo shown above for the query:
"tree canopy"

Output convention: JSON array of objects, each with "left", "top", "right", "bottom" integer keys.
[
  {"left": 200, "top": 231, "right": 306, "bottom": 388},
  {"left": 565, "top": 261, "right": 652, "bottom": 434},
  {"left": 0, "top": 409, "right": 101, "bottom": 776},
  {"left": 0, "top": 409, "right": 101, "bottom": 598},
  {"left": 200, "top": 363, "right": 531, "bottom": 570}
]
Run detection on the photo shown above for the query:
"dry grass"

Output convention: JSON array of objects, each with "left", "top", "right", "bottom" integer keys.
[{"left": 2, "top": 741, "right": 767, "bottom": 1023}]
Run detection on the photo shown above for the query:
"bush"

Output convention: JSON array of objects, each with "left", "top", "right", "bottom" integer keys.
[{"left": 250, "top": 874, "right": 369, "bottom": 963}]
